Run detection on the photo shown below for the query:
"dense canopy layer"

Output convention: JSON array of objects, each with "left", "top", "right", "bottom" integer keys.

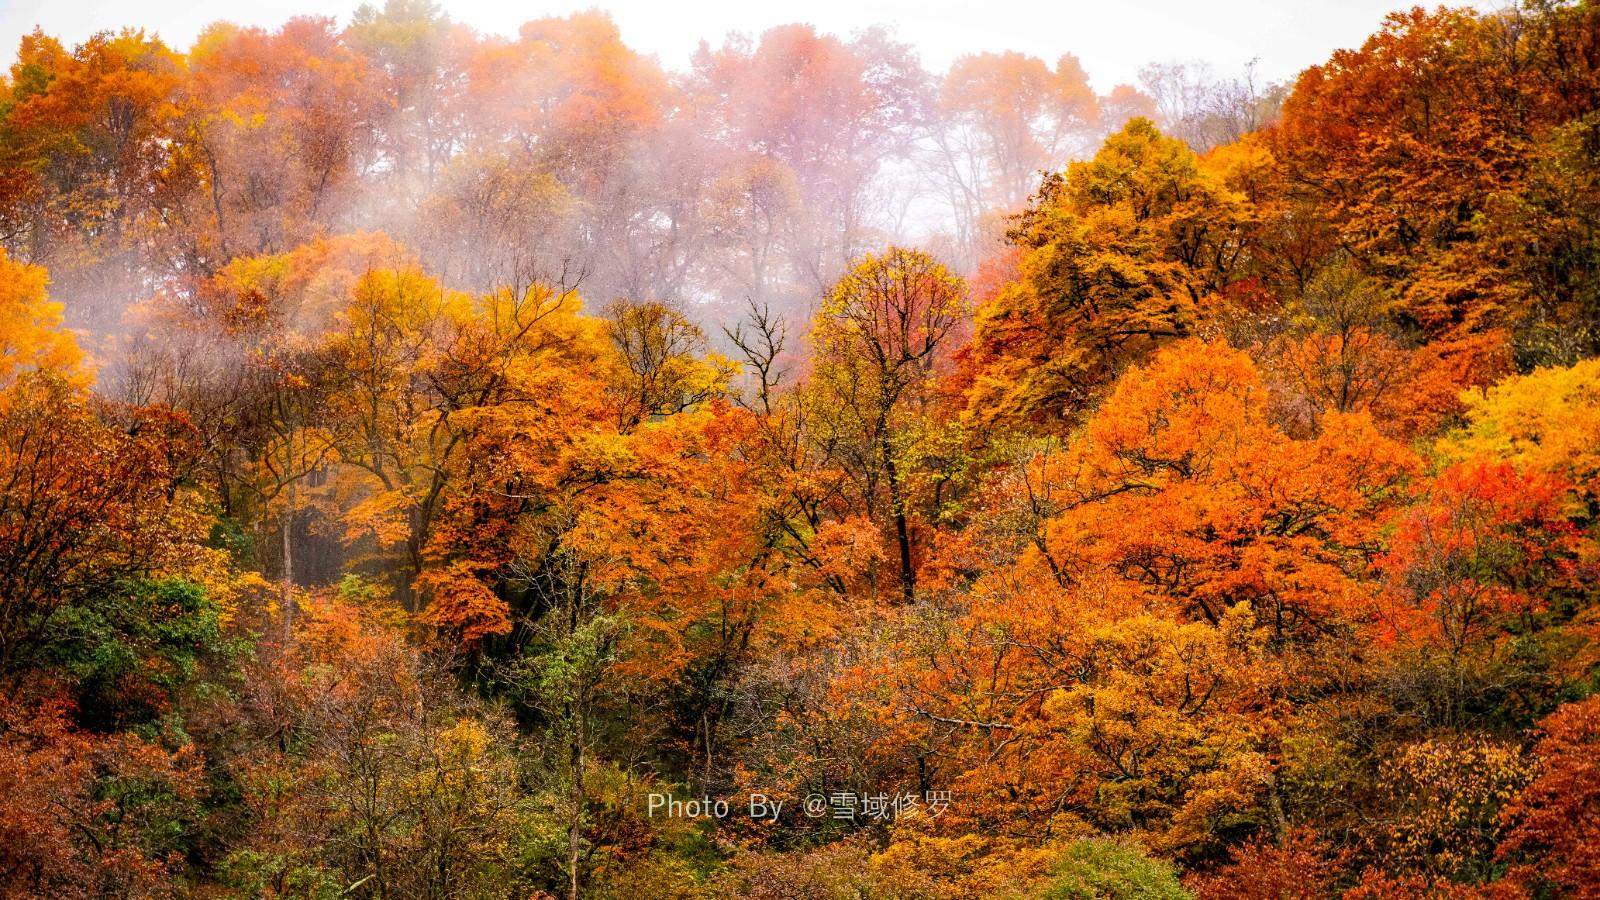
[{"left": 4, "top": 3, "right": 1600, "bottom": 898}]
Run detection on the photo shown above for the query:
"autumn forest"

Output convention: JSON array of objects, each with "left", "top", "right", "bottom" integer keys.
[{"left": 3, "top": 1, "right": 1600, "bottom": 897}]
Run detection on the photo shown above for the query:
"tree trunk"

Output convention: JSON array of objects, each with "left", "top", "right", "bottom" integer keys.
[
  {"left": 880, "top": 433, "right": 914, "bottom": 603},
  {"left": 568, "top": 717, "right": 584, "bottom": 900},
  {"left": 282, "top": 429, "right": 295, "bottom": 642}
]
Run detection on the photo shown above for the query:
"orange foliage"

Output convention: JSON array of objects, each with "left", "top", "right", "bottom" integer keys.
[
  {"left": 1045, "top": 339, "right": 1416, "bottom": 632},
  {"left": 1379, "top": 461, "right": 1580, "bottom": 654},
  {"left": 0, "top": 373, "right": 204, "bottom": 669},
  {"left": 0, "top": 248, "right": 83, "bottom": 385},
  {"left": 1498, "top": 695, "right": 1600, "bottom": 898},
  {"left": 1186, "top": 829, "right": 1345, "bottom": 900},
  {"left": 0, "top": 693, "right": 200, "bottom": 897},
  {"left": 5, "top": 4, "right": 1600, "bottom": 895}
]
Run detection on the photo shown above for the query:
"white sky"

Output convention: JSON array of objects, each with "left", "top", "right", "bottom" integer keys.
[{"left": 1, "top": 0, "right": 1501, "bottom": 91}]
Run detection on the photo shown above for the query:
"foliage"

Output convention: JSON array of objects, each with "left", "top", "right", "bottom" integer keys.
[
  {"left": 4, "top": 3, "right": 1600, "bottom": 896},
  {"left": 1041, "top": 838, "right": 1191, "bottom": 900},
  {"left": 40, "top": 578, "right": 224, "bottom": 732},
  {"left": 965, "top": 118, "right": 1249, "bottom": 429},
  {"left": 1497, "top": 694, "right": 1600, "bottom": 898}
]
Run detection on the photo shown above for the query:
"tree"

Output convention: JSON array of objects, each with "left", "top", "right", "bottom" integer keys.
[
  {"left": 345, "top": 0, "right": 471, "bottom": 192},
  {"left": 1138, "top": 60, "right": 1285, "bottom": 154},
  {"left": 1264, "top": 6, "right": 1598, "bottom": 344},
  {"left": 316, "top": 269, "right": 609, "bottom": 611},
  {"left": 222, "top": 588, "right": 537, "bottom": 898},
  {"left": 509, "top": 546, "right": 626, "bottom": 900},
  {"left": 1186, "top": 829, "right": 1343, "bottom": 900},
  {"left": 0, "top": 248, "right": 82, "bottom": 384},
  {"left": 0, "top": 373, "right": 203, "bottom": 672},
  {"left": 1253, "top": 255, "right": 1505, "bottom": 440},
  {"left": 1378, "top": 736, "right": 1529, "bottom": 885},
  {"left": 689, "top": 25, "right": 926, "bottom": 300},
  {"left": 0, "top": 693, "right": 202, "bottom": 898},
  {"left": 603, "top": 299, "right": 733, "bottom": 432},
  {"left": 812, "top": 246, "right": 968, "bottom": 602},
  {"left": 966, "top": 118, "right": 1251, "bottom": 430},
  {"left": 128, "top": 234, "right": 414, "bottom": 629},
  {"left": 4, "top": 4, "right": 1600, "bottom": 895},
  {"left": 0, "top": 29, "right": 181, "bottom": 331},
  {"left": 413, "top": 151, "right": 573, "bottom": 292},
  {"left": 163, "top": 18, "right": 382, "bottom": 269},
  {"left": 932, "top": 51, "right": 1100, "bottom": 266},
  {"left": 1042, "top": 339, "right": 1415, "bottom": 633},
  {"left": 1442, "top": 355, "right": 1600, "bottom": 500},
  {"left": 1498, "top": 695, "right": 1600, "bottom": 898},
  {"left": 1041, "top": 838, "right": 1191, "bottom": 899},
  {"left": 1492, "top": 110, "right": 1600, "bottom": 365},
  {"left": 1385, "top": 461, "right": 1579, "bottom": 648}
]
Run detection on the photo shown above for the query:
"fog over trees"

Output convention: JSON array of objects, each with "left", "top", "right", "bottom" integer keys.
[{"left": 0, "top": 2, "right": 1276, "bottom": 343}]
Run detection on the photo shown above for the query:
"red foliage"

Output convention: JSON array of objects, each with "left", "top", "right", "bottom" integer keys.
[
  {"left": 0, "top": 692, "right": 198, "bottom": 898},
  {"left": 1498, "top": 695, "right": 1600, "bottom": 898},
  {"left": 1187, "top": 829, "right": 1345, "bottom": 900},
  {"left": 1379, "top": 461, "right": 1580, "bottom": 652}
]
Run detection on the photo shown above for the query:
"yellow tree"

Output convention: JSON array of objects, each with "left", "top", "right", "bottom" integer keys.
[
  {"left": 0, "top": 29, "right": 180, "bottom": 329},
  {"left": 966, "top": 118, "right": 1252, "bottom": 431},
  {"left": 319, "top": 268, "right": 604, "bottom": 611},
  {"left": 0, "top": 249, "right": 82, "bottom": 386},
  {"left": 811, "top": 246, "right": 968, "bottom": 603}
]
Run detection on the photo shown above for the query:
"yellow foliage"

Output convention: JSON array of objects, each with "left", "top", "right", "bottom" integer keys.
[
  {"left": 1444, "top": 357, "right": 1600, "bottom": 496},
  {"left": 1382, "top": 736, "right": 1530, "bottom": 879},
  {"left": 0, "top": 250, "right": 84, "bottom": 388},
  {"left": 415, "top": 561, "right": 512, "bottom": 642},
  {"left": 170, "top": 545, "right": 274, "bottom": 631},
  {"left": 342, "top": 487, "right": 416, "bottom": 548},
  {"left": 871, "top": 829, "right": 1067, "bottom": 899}
]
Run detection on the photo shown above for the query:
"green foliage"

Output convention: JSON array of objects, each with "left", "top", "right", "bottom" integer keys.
[
  {"left": 214, "top": 850, "right": 344, "bottom": 899},
  {"left": 515, "top": 610, "right": 629, "bottom": 714},
  {"left": 592, "top": 852, "right": 710, "bottom": 900},
  {"left": 1042, "top": 839, "right": 1192, "bottom": 900},
  {"left": 40, "top": 578, "right": 224, "bottom": 731},
  {"left": 206, "top": 516, "right": 256, "bottom": 567}
]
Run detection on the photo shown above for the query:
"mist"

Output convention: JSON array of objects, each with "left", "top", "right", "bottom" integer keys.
[{"left": 0, "top": 4, "right": 1281, "bottom": 360}]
